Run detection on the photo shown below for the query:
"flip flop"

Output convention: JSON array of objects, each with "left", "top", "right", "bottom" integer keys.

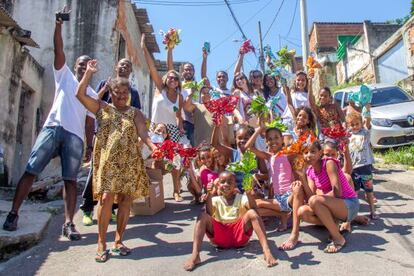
[
  {"left": 111, "top": 246, "right": 132, "bottom": 256},
  {"left": 95, "top": 250, "right": 110, "bottom": 263},
  {"left": 324, "top": 241, "right": 346, "bottom": 253}
]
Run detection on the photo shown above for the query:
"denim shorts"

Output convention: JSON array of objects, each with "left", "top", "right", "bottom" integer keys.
[
  {"left": 343, "top": 197, "right": 360, "bottom": 222},
  {"left": 275, "top": 191, "right": 292, "bottom": 212},
  {"left": 26, "top": 126, "right": 84, "bottom": 181}
]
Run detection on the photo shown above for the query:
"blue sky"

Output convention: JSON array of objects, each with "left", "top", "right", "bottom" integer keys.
[{"left": 134, "top": 0, "right": 409, "bottom": 82}]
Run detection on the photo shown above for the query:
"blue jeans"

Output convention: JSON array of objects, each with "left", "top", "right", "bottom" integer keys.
[
  {"left": 26, "top": 126, "right": 84, "bottom": 181},
  {"left": 183, "top": 121, "right": 194, "bottom": 146}
]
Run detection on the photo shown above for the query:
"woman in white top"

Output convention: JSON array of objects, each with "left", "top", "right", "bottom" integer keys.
[
  {"left": 232, "top": 72, "right": 257, "bottom": 125},
  {"left": 141, "top": 34, "right": 185, "bottom": 202},
  {"left": 290, "top": 71, "right": 309, "bottom": 108}
]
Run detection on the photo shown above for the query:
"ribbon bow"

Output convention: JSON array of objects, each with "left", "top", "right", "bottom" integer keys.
[
  {"left": 265, "top": 118, "right": 288, "bottom": 132},
  {"left": 248, "top": 95, "right": 269, "bottom": 117},
  {"left": 176, "top": 144, "right": 201, "bottom": 168},
  {"left": 204, "top": 96, "right": 239, "bottom": 125},
  {"left": 160, "top": 28, "right": 181, "bottom": 49},
  {"left": 226, "top": 150, "right": 257, "bottom": 191},
  {"left": 306, "top": 56, "right": 322, "bottom": 75},
  {"left": 151, "top": 140, "right": 180, "bottom": 161},
  {"left": 348, "top": 84, "right": 372, "bottom": 107},
  {"left": 240, "top": 39, "right": 255, "bottom": 54}
]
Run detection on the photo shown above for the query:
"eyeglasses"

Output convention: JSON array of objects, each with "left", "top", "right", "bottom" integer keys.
[{"left": 167, "top": 76, "right": 179, "bottom": 81}]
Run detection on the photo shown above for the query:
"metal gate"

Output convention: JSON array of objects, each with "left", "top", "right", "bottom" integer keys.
[{"left": 377, "top": 39, "right": 408, "bottom": 84}]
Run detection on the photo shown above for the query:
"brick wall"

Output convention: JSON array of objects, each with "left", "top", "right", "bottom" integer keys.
[{"left": 311, "top": 23, "right": 364, "bottom": 52}]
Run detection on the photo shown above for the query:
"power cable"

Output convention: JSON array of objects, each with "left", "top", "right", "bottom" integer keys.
[
  {"left": 262, "top": 0, "right": 286, "bottom": 40},
  {"left": 224, "top": 0, "right": 248, "bottom": 40},
  {"left": 285, "top": 0, "right": 298, "bottom": 37}
]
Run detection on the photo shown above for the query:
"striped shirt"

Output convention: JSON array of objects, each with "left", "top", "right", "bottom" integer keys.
[{"left": 306, "top": 157, "right": 357, "bottom": 199}]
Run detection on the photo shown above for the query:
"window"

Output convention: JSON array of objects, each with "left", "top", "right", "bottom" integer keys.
[{"left": 371, "top": 87, "right": 413, "bottom": 107}]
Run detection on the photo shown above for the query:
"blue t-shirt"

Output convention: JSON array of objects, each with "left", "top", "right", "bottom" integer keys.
[{"left": 96, "top": 80, "right": 141, "bottom": 109}]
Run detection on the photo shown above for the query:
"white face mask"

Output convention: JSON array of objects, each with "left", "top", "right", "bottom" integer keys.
[{"left": 150, "top": 133, "right": 165, "bottom": 144}]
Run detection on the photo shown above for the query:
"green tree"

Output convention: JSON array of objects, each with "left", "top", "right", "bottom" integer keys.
[{"left": 411, "top": 0, "right": 414, "bottom": 16}]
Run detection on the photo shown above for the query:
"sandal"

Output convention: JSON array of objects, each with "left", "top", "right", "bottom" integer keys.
[
  {"left": 174, "top": 192, "right": 183, "bottom": 202},
  {"left": 324, "top": 241, "right": 346, "bottom": 253},
  {"left": 111, "top": 245, "right": 132, "bottom": 256},
  {"left": 95, "top": 250, "right": 110, "bottom": 263}
]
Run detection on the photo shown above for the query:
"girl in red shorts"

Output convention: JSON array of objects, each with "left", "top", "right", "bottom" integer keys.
[{"left": 183, "top": 171, "right": 278, "bottom": 271}]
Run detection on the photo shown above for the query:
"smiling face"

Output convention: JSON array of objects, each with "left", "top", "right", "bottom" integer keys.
[
  {"left": 218, "top": 171, "right": 236, "bottom": 198},
  {"left": 74, "top": 55, "right": 92, "bottom": 81},
  {"left": 319, "top": 88, "right": 332, "bottom": 106},
  {"left": 347, "top": 116, "right": 363, "bottom": 134},
  {"left": 165, "top": 72, "right": 180, "bottom": 90},
  {"left": 182, "top": 63, "right": 195, "bottom": 81},
  {"left": 234, "top": 73, "right": 248, "bottom": 91},
  {"left": 323, "top": 144, "right": 338, "bottom": 159},
  {"left": 265, "top": 129, "right": 284, "bottom": 154},
  {"left": 110, "top": 83, "right": 129, "bottom": 108},
  {"left": 296, "top": 109, "right": 310, "bottom": 128},
  {"left": 235, "top": 127, "right": 250, "bottom": 152},
  {"left": 304, "top": 143, "right": 323, "bottom": 165},
  {"left": 216, "top": 71, "right": 228, "bottom": 89},
  {"left": 199, "top": 150, "right": 214, "bottom": 169},
  {"left": 213, "top": 149, "right": 228, "bottom": 167},
  {"left": 295, "top": 73, "right": 307, "bottom": 91},
  {"left": 264, "top": 75, "right": 276, "bottom": 89},
  {"left": 250, "top": 70, "right": 263, "bottom": 88},
  {"left": 116, "top": 58, "right": 132, "bottom": 78}
]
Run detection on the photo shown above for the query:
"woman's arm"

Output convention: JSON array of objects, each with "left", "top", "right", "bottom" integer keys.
[
  {"left": 76, "top": 60, "right": 101, "bottom": 114},
  {"left": 183, "top": 91, "right": 196, "bottom": 113},
  {"left": 246, "top": 189, "right": 257, "bottom": 209},
  {"left": 201, "top": 49, "right": 207, "bottom": 79},
  {"left": 234, "top": 52, "right": 244, "bottom": 75},
  {"left": 245, "top": 127, "right": 271, "bottom": 160},
  {"left": 135, "top": 109, "right": 157, "bottom": 152},
  {"left": 167, "top": 48, "right": 173, "bottom": 71},
  {"left": 307, "top": 77, "right": 318, "bottom": 116},
  {"left": 141, "top": 34, "right": 163, "bottom": 92},
  {"left": 326, "top": 159, "right": 342, "bottom": 198},
  {"left": 211, "top": 125, "right": 233, "bottom": 158},
  {"left": 283, "top": 84, "right": 297, "bottom": 121}
]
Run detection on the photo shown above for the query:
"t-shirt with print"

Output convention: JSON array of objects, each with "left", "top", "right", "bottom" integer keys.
[
  {"left": 211, "top": 193, "right": 249, "bottom": 223},
  {"left": 43, "top": 64, "right": 97, "bottom": 141},
  {"left": 349, "top": 128, "right": 374, "bottom": 169}
]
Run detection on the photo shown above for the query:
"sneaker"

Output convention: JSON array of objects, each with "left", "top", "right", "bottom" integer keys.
[
  {"left": 62, "top": 222, "right": 81, "bottom": 241},
  {"left": 82, "top": 212, "right": 93, "bottom": 226},
  {"left": 111, "top": 210, "right": 117, "bottom": 222},
  {"left": 3, "top": 212, "right": 18, "bottom": 231}
]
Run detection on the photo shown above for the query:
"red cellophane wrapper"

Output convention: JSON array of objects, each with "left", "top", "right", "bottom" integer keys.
[
  {"left": 322, "top": 124, "right": 351, "bottom": 151},
  {"left": 152, "top": 140, "right": 179, "bottom": 161},
  {"left": 204, "top": 96, "right": 239, "bottom": 125},
  {"left": 240, "top": 39, "right": 255, "bottom": 54},
  {"left": 176, "top": 145, "right": 200, "bottom": 168}
]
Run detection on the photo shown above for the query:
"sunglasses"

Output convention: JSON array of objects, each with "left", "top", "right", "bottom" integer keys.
[
  {"left": 167, "top": 76, "right": 179, "bottom": 81},
  {"left": 235, "top": 77, "right": 245, "bottom": 82}
]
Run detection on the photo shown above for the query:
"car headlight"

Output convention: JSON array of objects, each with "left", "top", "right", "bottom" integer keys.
[{"left": 371, "top": 118, "right": 393, "bottom": 127}]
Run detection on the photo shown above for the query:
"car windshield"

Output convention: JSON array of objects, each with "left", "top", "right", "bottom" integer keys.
[
  {"left": 343, "top": 86, "right": 413, "bottom": 107},
  {"left": 371, "top": 87, "right": 413, "bottom": 107}
]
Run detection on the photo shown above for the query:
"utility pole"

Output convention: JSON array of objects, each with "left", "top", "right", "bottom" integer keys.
[
  {"left": 299, "top": 0, "right": 309, "bottom": 71},
  {"left": 258, "top": 21, "right": 265, "bottom": 72}
]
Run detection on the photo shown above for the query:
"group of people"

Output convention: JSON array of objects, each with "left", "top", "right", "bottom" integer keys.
[{"left": 2, "top": 9, "right": 378, "bottom": 271}]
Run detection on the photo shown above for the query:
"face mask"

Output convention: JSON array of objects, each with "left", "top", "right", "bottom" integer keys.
[{"left": 150, "top": 133, "right": 165, "bottom": 144}]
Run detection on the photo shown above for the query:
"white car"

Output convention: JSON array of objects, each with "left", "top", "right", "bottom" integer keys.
[{"left": 334, "top": 84, "right": 414, "bottom": 148}]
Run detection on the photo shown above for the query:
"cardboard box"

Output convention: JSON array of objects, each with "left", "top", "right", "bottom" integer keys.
[{"left": 131, "top": 168, "right": 165, "bottom": 216}]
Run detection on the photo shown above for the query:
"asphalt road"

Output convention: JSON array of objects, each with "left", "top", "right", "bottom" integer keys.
[{"left": 1, "top": 173, "right": 413, "bottom": 276}]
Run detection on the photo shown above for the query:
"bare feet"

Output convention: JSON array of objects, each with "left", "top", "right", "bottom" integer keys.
[
  {"left": 276, "top": 223, "right": 288, "bottom": 232},
  {"left": 353, "top": 215, "right": 370, "bottom": 225},
  {"left": 339, "top": 222, "right": 351, "bottom": 233},
  {"left": 183, "top": 254, "right": 201, "bottom": 271},
  {"left": 279, "top": 235, "right": 299, "bottom": 251},
  {"left": 264, "top": 251, "right": 278, "bottom": 267}
]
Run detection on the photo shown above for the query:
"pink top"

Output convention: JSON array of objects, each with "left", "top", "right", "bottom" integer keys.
[
  {"left": 269, "top": 155, "right": 293, "bottom": 195},
  {"left": 306, "top": 157, "right": 357, "bottom": 199},
  {"left": 200, "top": 168, "right": 219, "bottom": 189}
]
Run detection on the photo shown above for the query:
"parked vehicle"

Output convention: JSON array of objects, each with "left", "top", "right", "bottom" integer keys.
[{"left": 334, "top": 84, "right": 414, "bottom": 148}]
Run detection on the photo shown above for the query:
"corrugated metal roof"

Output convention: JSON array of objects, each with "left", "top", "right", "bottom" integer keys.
[{"left": 0, "top": 5, "right": 39, "bottom": 48}]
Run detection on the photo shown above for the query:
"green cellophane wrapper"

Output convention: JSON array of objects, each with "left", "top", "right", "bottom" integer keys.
[{"left": 226, "top": 150, "right": 257, "bottom": 191}]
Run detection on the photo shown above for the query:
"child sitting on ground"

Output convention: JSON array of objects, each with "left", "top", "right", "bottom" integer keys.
[
  {"left": 244, "top": 122, "right": 294, "bottom": 232},
  {"left": 183, "top": 171, "right": 278, "bottom": 271},
  {"left": 346, "top": 108, "right": 378, "bottom": 219}
]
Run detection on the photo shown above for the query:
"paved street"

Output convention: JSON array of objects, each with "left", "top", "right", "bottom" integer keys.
[{"left": 0, "top": 172, "right": 413, "bottom": 276}]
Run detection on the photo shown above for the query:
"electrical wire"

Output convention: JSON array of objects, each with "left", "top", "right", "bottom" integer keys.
[
  {"left": 262, "top": 0, "right": 286, "bottom": 40},
  {"left": 285, "top": 0, "right": 298, "bottom": 37},
  {"left": 134, "top": 0, "right": 259, "bottom": 6}
]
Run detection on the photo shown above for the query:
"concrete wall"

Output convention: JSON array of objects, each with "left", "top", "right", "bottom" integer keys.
[{"left": 0, "top": 27, "right": 43, "bottom": 186}]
